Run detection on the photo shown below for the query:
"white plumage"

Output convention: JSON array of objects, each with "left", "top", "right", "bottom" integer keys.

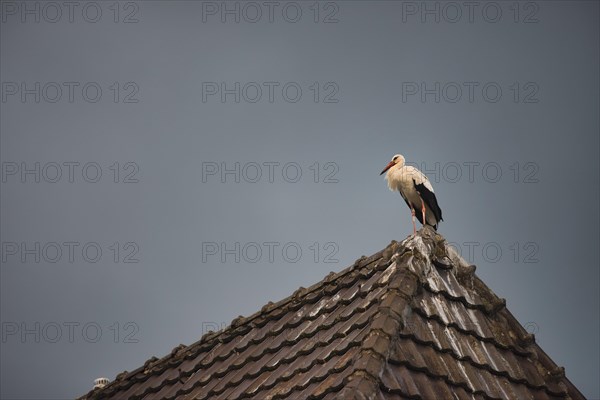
[{"left": 380, "top": 154, "right": 443, "bottom": 233}]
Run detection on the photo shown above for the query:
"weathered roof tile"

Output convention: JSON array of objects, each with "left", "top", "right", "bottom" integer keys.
[{"left": 79, "top": 228, "right": 585, "bottom": 400}]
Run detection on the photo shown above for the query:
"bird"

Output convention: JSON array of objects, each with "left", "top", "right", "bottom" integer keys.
[{"left": 380, "top": 154, "right": 443, "bottom": 234}]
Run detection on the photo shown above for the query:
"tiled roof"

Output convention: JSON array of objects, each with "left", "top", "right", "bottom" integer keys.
[{"left": 79, "top": 228, "right": 586, "bottom": 400}]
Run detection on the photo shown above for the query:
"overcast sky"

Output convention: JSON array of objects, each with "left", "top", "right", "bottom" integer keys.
[{"left": 1, "top": 1, "right": 598, "bottom": 399}]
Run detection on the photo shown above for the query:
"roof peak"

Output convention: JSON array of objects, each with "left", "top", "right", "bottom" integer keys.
[
  {"left": 194, "top": 226, "right": 474, "bottom": 350},
  {"left": 80, "top": 227, "right": 585, "bottom": 400}
]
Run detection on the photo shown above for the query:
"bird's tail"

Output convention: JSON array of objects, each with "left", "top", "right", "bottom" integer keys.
[{"left": 425, "top": 222, "right": 438, "bottom": 231}]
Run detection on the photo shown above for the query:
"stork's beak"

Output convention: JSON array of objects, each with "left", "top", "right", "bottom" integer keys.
[{"left": 380, "top": 161, "right": 395, "bottom": 175}]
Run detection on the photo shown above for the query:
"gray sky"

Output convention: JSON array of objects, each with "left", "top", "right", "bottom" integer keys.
[{"left": 1, "top": 1, "right": 598, "bottom": 399}]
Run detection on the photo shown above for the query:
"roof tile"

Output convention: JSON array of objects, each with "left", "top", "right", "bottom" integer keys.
[{"left": 79, "top": 230, "right": 585, "bottom": 400}]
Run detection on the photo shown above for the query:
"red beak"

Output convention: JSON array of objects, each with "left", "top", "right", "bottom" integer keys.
[{"left": 380, "top": 161, "right": 395, "bottom": 175}]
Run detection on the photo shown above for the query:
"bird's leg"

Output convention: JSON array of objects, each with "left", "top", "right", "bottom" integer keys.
[
  {"left": 410, "top": 207, "right": 417, "bottom": 235},
  {"left": 420, "top": 198, "right": 426, "bottom": 230}
]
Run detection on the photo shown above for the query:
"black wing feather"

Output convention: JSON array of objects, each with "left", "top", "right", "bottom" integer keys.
[{"left": 414, "top": 180, "right": 443, "bottom": 228}]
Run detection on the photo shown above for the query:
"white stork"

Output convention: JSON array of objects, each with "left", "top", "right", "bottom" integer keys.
[{"left": 380, "top": 154, "right": 443, "bottom": 234}]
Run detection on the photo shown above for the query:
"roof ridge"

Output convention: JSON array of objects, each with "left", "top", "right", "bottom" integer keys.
[
  {"left": 337, "top": 231, "right": 434, "bottom": 399},
  {"left": 335, "top": 226, "right": 573, "bottom": 400}
]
